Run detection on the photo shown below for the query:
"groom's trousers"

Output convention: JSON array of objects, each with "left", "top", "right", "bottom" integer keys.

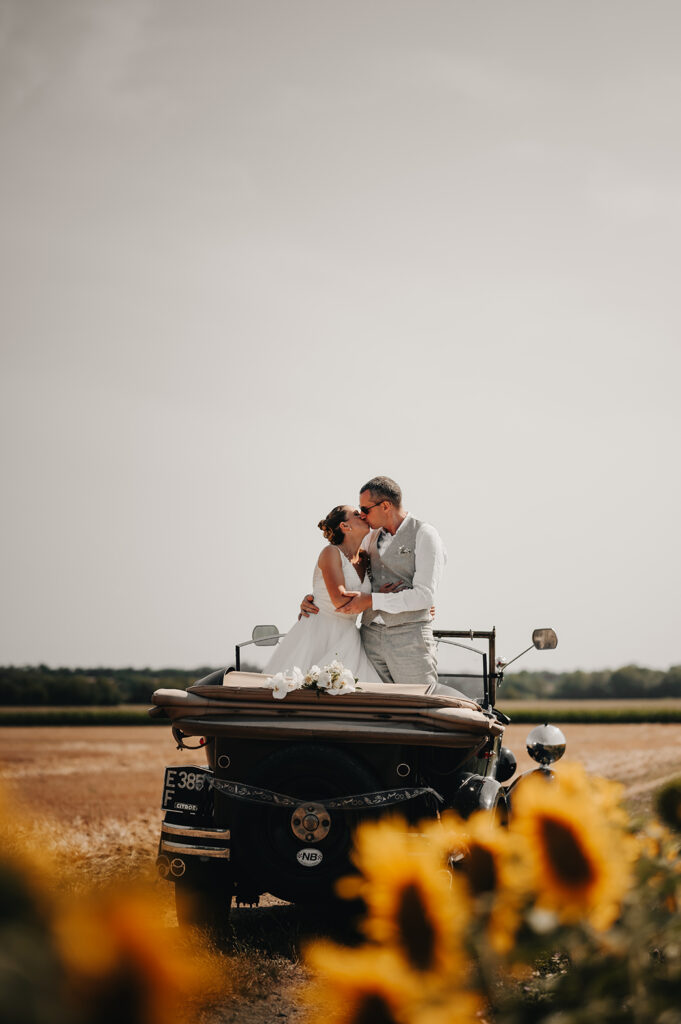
[{"left": 360, "top": 621, "right": 438, "bottom": 687}]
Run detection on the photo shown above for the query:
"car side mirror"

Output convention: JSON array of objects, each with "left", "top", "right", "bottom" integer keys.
[
  {"left": 532, "top": 628, "right": 557, "bottom": 650},
  {"left": 252, "top": 625, "right": 280, "bottom": 646}
]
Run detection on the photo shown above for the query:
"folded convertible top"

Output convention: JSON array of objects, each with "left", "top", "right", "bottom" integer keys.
[
  {"left": 196, "top": 671, "right": 480, "bottom": 709},
  {"left": 149, "top": 671, "right": 503, "bottom": 746}
]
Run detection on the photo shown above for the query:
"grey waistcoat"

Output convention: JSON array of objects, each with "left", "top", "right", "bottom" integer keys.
[{"left": 362, "top": 515, "right": 431, "bottom": 628}]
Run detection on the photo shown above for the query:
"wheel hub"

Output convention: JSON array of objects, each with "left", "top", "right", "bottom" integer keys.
[{"left": 291, "top": 802, "right": 331, "bottom": 843}]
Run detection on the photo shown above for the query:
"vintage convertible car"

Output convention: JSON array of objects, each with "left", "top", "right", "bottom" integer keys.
[{"left": 149, "top": 626, "right": 564, "bottom": 929}]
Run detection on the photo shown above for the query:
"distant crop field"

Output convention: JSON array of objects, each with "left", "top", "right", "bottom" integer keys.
[
  {"left": 4, "top": 699, "right": 681, "bottom": 725},
  {"left": 497, "top": 698, "right": 681, "bottom": 723},
  {"left": 0, "top": 705, "right": 158, "bottom": 725}
]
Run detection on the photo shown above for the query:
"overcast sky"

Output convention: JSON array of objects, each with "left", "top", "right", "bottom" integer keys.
[{"left": 1, "top": 0, "right": 679, "bottom": 674}]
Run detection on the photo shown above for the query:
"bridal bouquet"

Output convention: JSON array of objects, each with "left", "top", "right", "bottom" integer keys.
[{"left": 269, "top": 659, "right": 358, "bottom": 700}]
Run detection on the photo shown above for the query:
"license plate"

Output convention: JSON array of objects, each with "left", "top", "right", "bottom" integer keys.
[{"left": 162, "top": 766, "right": 213, "bottom": 815}]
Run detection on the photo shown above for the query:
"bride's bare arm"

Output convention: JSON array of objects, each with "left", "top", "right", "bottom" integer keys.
[{"left": 318, "top": 547, "right": 355, "bottom": 609}]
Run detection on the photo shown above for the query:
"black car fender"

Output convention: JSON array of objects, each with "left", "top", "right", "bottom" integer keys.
[
  {"left": 502, "top": 765, "right": 555, "bottom": 811},
  {"left": 450, "top": 773, "right": 506, "bottom": 819}
]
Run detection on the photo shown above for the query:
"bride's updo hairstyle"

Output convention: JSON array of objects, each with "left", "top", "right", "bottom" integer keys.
[{"left": 318, "top": 505, "right": 348, "bottom": 546}]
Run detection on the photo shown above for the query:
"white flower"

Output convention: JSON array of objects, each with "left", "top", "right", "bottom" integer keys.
[
  {"left": 277, "top": 659, "right": 358, "bottom": 697},
  {"left": 270, "top": 667, "right": 304, "bottom": 700},
  {"left": 338, "top": 668, "right": 356, "bottom": 690},
  {"left": 326, "top": 668, "right": 356, "bottom": 695},
  {"left": 271, "top": 673, "right": 289, "bottom": 699},
  {"left": 316, "top": 668, "right": 332, "bottom": 689}
]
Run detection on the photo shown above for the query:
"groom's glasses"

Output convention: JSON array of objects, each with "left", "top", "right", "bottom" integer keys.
[{"left": 359, "top": 501, "right": 383, "bottom": 515}]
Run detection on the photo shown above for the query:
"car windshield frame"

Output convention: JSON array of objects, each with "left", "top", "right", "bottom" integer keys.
[{"left": 432, "top": 629, "right": 497, "bottom": 707}]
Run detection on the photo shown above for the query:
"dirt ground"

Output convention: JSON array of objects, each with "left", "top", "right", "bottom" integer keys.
[{"left": 2, "top": 722, "right": 681, "bottom": 1022}]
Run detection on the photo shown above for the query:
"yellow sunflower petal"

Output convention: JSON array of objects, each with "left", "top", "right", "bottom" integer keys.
[
  {"left": 420, "top": 810, "right": 532, "bottom": 954},
  {"left": 304, "top": 942, "right": 421, "bottom": 1024},
  {"left": 54, "top": 885, "right": 208, "bottom": 1024},
  {"left": 510, "top": 766, "right": 637, "bottom": 931},
  {"left": 346, "top": 817, "right": 471, "bottom": 975}
]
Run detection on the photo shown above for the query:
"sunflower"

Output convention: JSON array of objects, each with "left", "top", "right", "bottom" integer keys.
[
  {"left": 404, "top": 991, "right": 482, "bottom": 1024},
  {"left": 303, "top": 942, "right": 421, "bottom": 1024},
  {"left": 421, "top": 811, "right": 532, "bottom": 953},
  {"left": 510, "top": 766, "right": 637, "bottom": 931},
  {"left": 555, "top": 762, "right": 629, "bottom": 826},
  {"left": 345, "top": 817, "right": 424, "bottom": 884},
  {"left": 422, "top": 810, "right": 529, "bottom": 894},
  {"left": 340, "top": 817, "right": 470, "bottom": 975},
  {"left": 0, "top": 783, "right": 210, "bottom": 1024},
  {"left": 54, "top": 884, "right": 207, "bottom": 1024},
  {"left": 304, "top": 941, "right": 481, "bottom": 1024}
]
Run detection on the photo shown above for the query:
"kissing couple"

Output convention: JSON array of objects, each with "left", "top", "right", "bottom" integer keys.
[{"left": 265, "top": 475, "right": 446, "bottom": 686}]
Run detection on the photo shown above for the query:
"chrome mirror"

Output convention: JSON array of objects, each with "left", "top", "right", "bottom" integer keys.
[
  {"left": 526, "top": 724, "right": 566, "bottom": 765},
  {"left": 252, "top": 625, "right": 280, "bottom": 646},
  {"left": 496, "top": 628, "right": 559, "bottom": 673},
  {"left": 532, "top": 628, "right": 558, "bottom": 651}
]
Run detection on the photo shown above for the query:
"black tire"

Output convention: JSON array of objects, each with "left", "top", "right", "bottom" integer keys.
[
  {"left": 174, "top": 876, "right": 232, "bottom": 933},
  {"left": 232, "top": 743, "right": 381, "bottom": 903}
]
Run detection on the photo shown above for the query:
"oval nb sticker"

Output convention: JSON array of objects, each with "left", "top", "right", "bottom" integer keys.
[{"left": 296, "top": 848, "right": 323, "bottom": 867}]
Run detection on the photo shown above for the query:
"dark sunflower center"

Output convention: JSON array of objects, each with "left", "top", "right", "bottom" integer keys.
[
  {"left": 352, "top": 993, "right": 400, "bottom": 1024},
  {"left": 395, "top": 881, "right": 437, "bottom": 972},
  {"left": 464, "top": 844, "right": 497, "bottom": 895},
  {"left": 540, "top": 816, "right": 596, "bottom": 887}
]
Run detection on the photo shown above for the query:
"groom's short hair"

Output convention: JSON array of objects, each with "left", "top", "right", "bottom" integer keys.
[{"left": 361, "top": 475, "right": 402, "bottom": 508}]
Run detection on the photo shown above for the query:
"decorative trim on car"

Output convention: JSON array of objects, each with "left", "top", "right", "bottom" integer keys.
[{"left": 210, "top": 777, "right": 443, "bottom": 809}]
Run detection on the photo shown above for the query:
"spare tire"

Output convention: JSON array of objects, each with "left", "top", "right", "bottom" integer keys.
[{"left": 231, "top": 743, "right": 381, "bottom": 903}]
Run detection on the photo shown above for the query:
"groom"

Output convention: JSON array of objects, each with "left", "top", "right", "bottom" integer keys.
[{"left": 301, "top": 475, "right": 446, "bottom": 686}]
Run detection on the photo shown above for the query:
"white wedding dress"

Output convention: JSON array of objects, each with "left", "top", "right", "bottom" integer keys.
[{"left": 265, "top": 550, "right": 382, "bottom": 683}]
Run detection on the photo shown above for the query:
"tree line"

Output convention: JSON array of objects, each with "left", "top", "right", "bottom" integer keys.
[
  {"left": 1, "top": 662, "right": 680, "bottom": 706},
  {"left": 500, "top": 663, "right": 681, "bottom": 700},
  {"left": 0, "top": 665, "right": 219, "bottom": 706}
]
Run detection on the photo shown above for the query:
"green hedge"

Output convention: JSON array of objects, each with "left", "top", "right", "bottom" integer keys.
[
  {"left": 3, "top": 705, "right": 681, "bottom": 726},
  {"left": 498, "top": 706, "right": 681, "bottom": 724}
]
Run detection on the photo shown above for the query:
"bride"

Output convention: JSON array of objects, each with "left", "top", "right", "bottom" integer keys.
[{"left": 264, "top": 505, "right": 383, "bottom": 683}]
